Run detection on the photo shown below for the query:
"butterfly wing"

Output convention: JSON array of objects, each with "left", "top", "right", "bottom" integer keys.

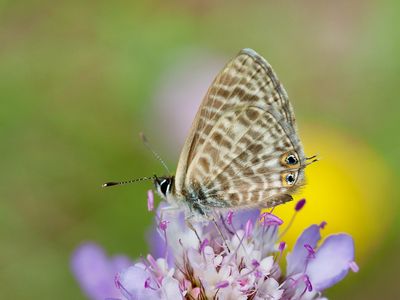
[
  {"left": 174, "top": 49, "right": 304, "bottom": 209},
  {"left": 188, "top": 105, "right": 305, "bottom": 209}
]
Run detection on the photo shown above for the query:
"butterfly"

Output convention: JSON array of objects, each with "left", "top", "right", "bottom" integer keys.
[
  {"left": 104, "top": 48, "right": 315, "bottom": 221},
  {"left": 150, "top": 48, "right": 317, "bottom": 221}
]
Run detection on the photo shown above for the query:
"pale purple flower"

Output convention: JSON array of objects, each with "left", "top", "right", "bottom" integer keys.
[
  {"left": 72, "top": 199, "right": 358, "bottom": 300},
  {"left": 128, "top": 201, "right": 356, "bottom": 299}
]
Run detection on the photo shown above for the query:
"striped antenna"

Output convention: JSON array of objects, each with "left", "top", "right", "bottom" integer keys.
[
  {"left": 306, "top": 154, "right": 318, "bottom": 160},
  {"left": 140, "top": 132, "right": 171, "bottom": 174},
  {"left": 102, "top": 176, "right": 154, "bottom": 188},
  {"left": 302, "top": 154, "right": 319, "bottom": 168}
]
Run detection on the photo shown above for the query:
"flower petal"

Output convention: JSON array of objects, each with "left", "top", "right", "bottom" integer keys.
[
  {"left": 147, "top": 202, "right": 186, "bottom": 265},
  {"left": 255, "top": 278, "right": 283, "bottom": 300},
  {"left": 147, "top": 225, "right": 172, "bottom": 263},
  {"left": 161, "top": 276, "right": 183, "bottom": 299},
  {"left": 118, "top": 264, "right": 160, "bottom": 300},
  {"left": 111, "top": 256, "right": 132, "bottom": 271},
  {"left": 233, "top": 208, "right": 260, "bottom": 229},
  {"left": 307, "top": 234, "right": 355, "bottom": 291},
  {"left": 259, "top": 256, "right": 274, "bottom": 275},
  {"left": 71, "top": 243, "right": 131, "bottom": 300},
  {"left": 286, "top": 225, "right": 321, "bottom": 275},
  {"left": 260, "top": 212, "right": 283, "bottom": 226}
]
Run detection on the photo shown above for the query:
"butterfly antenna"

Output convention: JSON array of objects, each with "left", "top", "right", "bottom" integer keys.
[
  {"left": 302, "top": 155, "right": 319, "bottom": 168},
  {"left": 102, "top": 176, "right": 154, "bottom": 188},
  {"left": 140, "top": 132, "right": 171, "bottom": 174},
  {"left": 306, "top": 154, "right": 318, "bottom": 160}
]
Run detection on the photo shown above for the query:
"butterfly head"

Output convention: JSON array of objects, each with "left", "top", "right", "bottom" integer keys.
[{"left": 154, "top": 175, "right": 175, "bottom": 200}]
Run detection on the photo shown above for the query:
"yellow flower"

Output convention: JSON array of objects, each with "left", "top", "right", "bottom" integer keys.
[{"left": 273, "top": 124, "right": 394, "bottom": 262}]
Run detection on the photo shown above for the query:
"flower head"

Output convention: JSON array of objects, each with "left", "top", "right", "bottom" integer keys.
[{"left": 72, "top": 198, "right": 357, "bottom": 300}]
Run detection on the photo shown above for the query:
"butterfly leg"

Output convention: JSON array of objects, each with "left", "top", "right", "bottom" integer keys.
[
  {"left": 211, "top": 217, "right": 231, "bottom": 253},
  {"left": 159, "top": 205, "right": 180, "bottom": 212},
  {"left": 184, "top": 216, "right": 202, "bottom": 244}
]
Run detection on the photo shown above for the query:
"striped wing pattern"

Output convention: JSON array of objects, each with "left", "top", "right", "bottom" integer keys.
[{"left": 174, "top": 49, "right": 305, "bottom": 213}]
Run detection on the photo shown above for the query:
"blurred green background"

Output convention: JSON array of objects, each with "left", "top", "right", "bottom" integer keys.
[{"left": 1, "top": 0, "right": 399, "bottom": 299}]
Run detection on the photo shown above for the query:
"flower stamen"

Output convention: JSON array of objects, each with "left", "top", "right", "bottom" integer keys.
[
  {"left": 304, "top": 244, "right": 316, "bottom": 259},
  {"left": 278, "top": 199, "right": 306, "bottom": 239},
  {"left": 349, "top": 261, "right": 359, "bottom": 272},
  {"left": 147, "top": 190, "right": 154, "bottom": 211},
  {"left": 215, "top": 280, "right": 230, "bottom": 289}
]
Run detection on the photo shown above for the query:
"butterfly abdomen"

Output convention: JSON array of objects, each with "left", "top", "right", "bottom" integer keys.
[{"left": 181, "top": 182, "right": 230, "bottom": 217}]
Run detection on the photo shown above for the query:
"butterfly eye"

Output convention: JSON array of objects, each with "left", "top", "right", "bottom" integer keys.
[
  {"left": 286, "top": 154, "right": 298, "bottom": 165},
  {"left": 285, "top": 173, "right": 296, "bottom": 185},
  {"left": 159, "top": 179, "right": 170, "bottom": 195}
]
